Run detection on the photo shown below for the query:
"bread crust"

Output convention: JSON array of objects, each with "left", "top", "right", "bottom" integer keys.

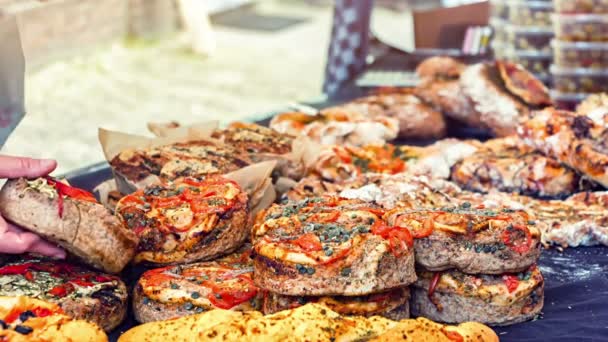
[
  {"left": 385, "top": 207, "right": 542, "bottom": 274},
  {"left": 0, "top": 178, "right": 137, "bottom": 274},
  {"left": 411, "top": 267, "right": 544, "bottom": 326}
]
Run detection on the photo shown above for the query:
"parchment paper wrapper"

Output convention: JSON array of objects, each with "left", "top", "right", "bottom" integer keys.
[
  {"left": 98, "top": 127, "right": 276, "bottom": 211},
  {"left": 147, "top": 120, "right": 307, "bottom": 181},
  {"left": 0, "top": 17, "right": 25, "bottom": 148},
  {"left": 289, "top": 135, "right": 327, "bottom": 176}
]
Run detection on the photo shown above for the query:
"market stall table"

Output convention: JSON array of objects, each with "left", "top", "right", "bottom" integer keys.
[{"left": 61, "top": 49, "right": 608, "bottom": 341}]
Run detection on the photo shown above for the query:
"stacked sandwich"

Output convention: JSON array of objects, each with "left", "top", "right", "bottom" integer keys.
[
  {"left": 385, "top": 204, "right": 544, "bottom": 326},
  {"left": 251, "top": 197, "right": 416, "bottom": 320}
]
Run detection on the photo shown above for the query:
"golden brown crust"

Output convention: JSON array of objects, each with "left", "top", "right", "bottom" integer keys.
[
  {"left": 118, "top": 303, "right": 498, "bottom": 342},
  {"left": 461, "top": 63, "right": 529, "bottom": 137},
  {"left": 0, "top": 178, "right": 137, "bottom": 274}
]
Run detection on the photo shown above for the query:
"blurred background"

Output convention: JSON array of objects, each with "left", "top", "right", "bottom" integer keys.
[{"left": 0, "top": 0, "right": 427, "bottom": 173}]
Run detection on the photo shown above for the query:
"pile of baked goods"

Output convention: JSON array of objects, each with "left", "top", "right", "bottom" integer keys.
[{"left": 0, "top": 57, "right": 606, "bottom": 340}]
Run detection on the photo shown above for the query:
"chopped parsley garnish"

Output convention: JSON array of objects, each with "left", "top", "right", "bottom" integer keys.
[
  {"left": 170, "top": 283, "right": 179, "bottom": 289},
  {"left": 191, "top": 292, "right": 200, "bottom": 299},
  {"left": 340, "top": 268, "right": 352, "bottom": 277}
]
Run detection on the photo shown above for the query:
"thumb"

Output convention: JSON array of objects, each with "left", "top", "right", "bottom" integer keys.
[{"left": 0, "top": 155, "right": 57, "bottom": 179}]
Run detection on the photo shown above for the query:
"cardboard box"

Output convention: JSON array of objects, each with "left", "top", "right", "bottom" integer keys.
[{"left": 413, "top": 1, "right": 489, "bottom": 49}]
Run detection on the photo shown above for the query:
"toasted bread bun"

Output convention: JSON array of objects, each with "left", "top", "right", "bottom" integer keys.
[
  {"left": 411, "top": 267, "right": 544, "bottom": 326},
  {"left": 0, "top": 296, "right": 107, "bottom": 342},
  {"left": 118, "top": 303, "right": 498, "bottom": 342},
  {"left": 0, "top": 178, "right": 138, "bottom": 274}
]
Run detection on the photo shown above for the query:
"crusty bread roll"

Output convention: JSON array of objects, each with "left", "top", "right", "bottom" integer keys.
[{"left": 0, "top": 177, "right": 138, "bottom": 274}]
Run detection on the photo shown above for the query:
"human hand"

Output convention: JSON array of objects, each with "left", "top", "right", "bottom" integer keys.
[{"left": 0, "top": 155, "right": 66, "bottom": 258}]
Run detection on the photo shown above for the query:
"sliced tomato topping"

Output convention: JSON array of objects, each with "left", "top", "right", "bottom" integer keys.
[
  {"left": 310, "top": 211, "right": 340, "bottom": 223},
  {"left": 48, "top": 283, "right": 74, "bottom": 298},
  {"left": 207, "top": 275, "right": 258, "bottom": 310},
  {"left": 154, "top": 196, "right": 183, "bottom": 209},
  {"left": 94, "top": 275, "right": 115, "bottom": 283},
  {"left": 0, "top": 263, "right": 34, "bottom": 276},
  {"left": 24, "top": 271, "right": 34, "bottom": 282},
  {"left": 4, "top": 309, "right": 20, "bottom": 324},
  {"left": 361, "top": 207, "right": 385, "bottom": 217},
  {"left": 44, "top": 177, "right": 97, "bottom": 218},
  {"left": 371, "top": 221, "right": 413, "bottom": 255},
  {"left": 502, "top": 224, "right": 532, "bottom": 254},
  {"left": 443, "top": 330, "right": 464, "bottom": 342},
  {"left": 120, "top": 195, "right": 145, "bottom": 206},
  {"left": 502, "top": 275, "right": 520, "bottom": 293},
  {"left": 318, "top": 245, "right": 351, "bottom": 265},
  {"left": 292, "top": 233, "right": 322, "bottom": 252},
  {"left": 395, "top": 216, "right": 434, "bottom": 239},
  {"left": 386, "top": 229, "right": 413, "bottom": 257},
  {"left": 428, "top": 272, "right": 442, "bottom": 299}
]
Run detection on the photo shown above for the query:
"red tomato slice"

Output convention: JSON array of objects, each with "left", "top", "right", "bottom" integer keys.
[
  {"left": 310, "top": 211, "right": 340, "bottom": 223},
  {"left": 318, "top": 245, "right": 351, "bottom": 265},
  {"left": 292, "top": 233, "right": 322, "bottom": 252},
  {"left": 502, "top": 224, "right": 532, "bottom": 254},
  {"left": 48, "top": 283, "right": 74, "bottom": 298},
  {"left": 502, "top": 275, "right": 520, "bottom": 293},
  {"left": 0, "top": 263, "right": 34, "bottom": 276},
  {"left": 154, "top": 197, "right": 183, "bottom": 209},
  {"left": 207, "top": 275, "right": 258, "bottom": 310},
  {"left": 443, "top": 330, "right": 464, "bottom": 342},
  {"left": 333, "top": 146, "right": 353, "bottom": 164}
]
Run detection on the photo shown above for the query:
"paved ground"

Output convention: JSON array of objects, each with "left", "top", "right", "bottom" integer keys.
[{"left": 1, "top": 1, "right": 410, "bottom": 174}]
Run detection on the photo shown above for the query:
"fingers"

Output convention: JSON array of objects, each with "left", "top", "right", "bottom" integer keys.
[
  {"left": 0, "top": 218, "right": 66, "bottom": 259},
  {"left": 0, "top": 155, "right": 57, "bottom": 179}
]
